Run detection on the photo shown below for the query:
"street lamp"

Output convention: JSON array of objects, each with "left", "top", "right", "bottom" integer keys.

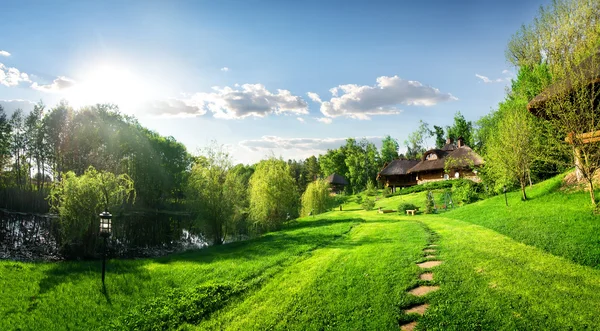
[{"left": 99, "top": 211, "right": 112, "bottom": 284}]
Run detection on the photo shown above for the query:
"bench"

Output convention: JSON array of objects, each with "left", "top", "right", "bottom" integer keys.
[{"left": 406, "top": 209, "right": 416, "bottom": 216}]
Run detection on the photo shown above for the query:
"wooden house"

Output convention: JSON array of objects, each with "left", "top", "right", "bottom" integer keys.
[
  {"left": 376, "top": 159, "right": 420, "bottom": 192},
  {"left": 326, "top": 173, "right": 349, "bottom": 194},
  {"left": 407, "top": 138, "right": 484, "bottom": 184}
]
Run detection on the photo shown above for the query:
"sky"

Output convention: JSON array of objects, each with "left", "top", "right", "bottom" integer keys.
[{"left": 0, "top": 0, "right": 549, "bottom": 164}]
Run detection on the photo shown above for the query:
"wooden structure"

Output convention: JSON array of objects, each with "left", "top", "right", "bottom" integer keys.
[
  {"left": 377, "top": 159, "right": 419, "bottom": 191},
  {"left": 527, "top": 48, "right": 600, "bottom": 180},
  {"left": 326, "top": 173, "right": 349, "bottom": 194},
  {"left": 407, "top": 138, "right": 484, "bottom": 184}
]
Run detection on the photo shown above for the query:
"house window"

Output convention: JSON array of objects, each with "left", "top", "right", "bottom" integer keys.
[
  {"left": 443, "top": 174, "right": 449, "bottom": 180},
  {"left": 426, "top": 153, "right": 438, "bottom": 160},
  {"left": 455, "top": 171, "right": 460, "bottom": 179}
]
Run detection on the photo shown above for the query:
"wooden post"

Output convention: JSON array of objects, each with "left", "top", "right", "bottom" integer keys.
[{"left": 574, "top": 146, "right": 583, "bottom": 181}]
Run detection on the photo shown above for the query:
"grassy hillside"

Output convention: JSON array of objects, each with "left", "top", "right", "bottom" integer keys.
[
  {"left": 2, "top": 174, "right": 600, "bottom": 330},
  {"left": 444, "top": 172, "right": 600, "bottom": 269}
]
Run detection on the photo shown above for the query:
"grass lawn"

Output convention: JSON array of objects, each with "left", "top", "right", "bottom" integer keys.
[{"left": 2, "top": 173, "right": 600, "bottom": 330}]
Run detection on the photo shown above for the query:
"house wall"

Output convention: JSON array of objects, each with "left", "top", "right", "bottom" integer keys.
[
  {"left": 379, "top": 174, "right": 418, "bottom": 189},
  {"left": 415, "top": 168, "right": 481, "bottom": 185}
]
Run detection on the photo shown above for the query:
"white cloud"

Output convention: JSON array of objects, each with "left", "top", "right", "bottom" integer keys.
[
  {"left": 316, "top": 117, "right": 332, "bottom": 124},
  {"left": 239, "top": 135, "right": 385, "bottom": 153},
  {"left": 221, "top": 67, "right": 230, "bottom": 72},
  {"left": 0, "top": 63, "right": 31, "bottom": 87},
  {"left": 476, "top": 70, "right": 514, "bottom": 84},
  {"left": 309, "top": 75, "right": 457, "bottom": 121},
  {"left": 307, "top": 92, "right": 322, "bottom": 103},
  {"left": 180, "top": 84, "right": 308, "bottom": 119},
  {"left": 0, "top": 50, "right": 10, "bottom": 57},
  {"left": 143, "top": 98, "right": 206, "bottom": 117},
  {"left": 297, "top": 117, "right": 305, "bottom": 123},
  {"left": 30, "top": 76, "right": 76, "bottom": 92}
]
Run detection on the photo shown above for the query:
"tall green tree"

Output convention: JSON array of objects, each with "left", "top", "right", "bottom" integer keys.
[
  {"left": 187, "top": 144, "right": 245, "bottom": 245},
  {"left": 0, "top": 105, "right": 11, "bottom": 174},
  {"left": 404, "top": 120, "right": 431, "bottom": 159},
  {"left": 249, "top": 157, "right": 299, "bottom": 231},
  {"left": 433, "top": 125, "right": 446, "bottom": 149},
  {"left": 380, "top": 135, "right": 399, "bottom": 164},
  {"left": 446, "top": 112, "right": 474, "bottom": 147},
  {"left": 300, "top": 179, "right": 333, "bottom": 217}
]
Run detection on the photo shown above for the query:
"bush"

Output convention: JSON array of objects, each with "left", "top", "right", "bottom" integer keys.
[
  {"left": 452, "top": 179, "right": 482, "bottom": 205},
  {"left": 397, "top": 203, "right": 418, "bottom": 214},
  {"left": 425, "top": 191, "right": 435, "bottom": 214},
  {"left": 382, "top": 186, "right": 392, "bottom": 198},
  {"left": 361, "top": 197, "right": 375, "bottom": 211},
  {"left": 391, "top": 180, "right": 454, "bottom": 197},
  {"left": 366, "top": 180, "right": 377, "bottom": 196},
  {"left": 355, "top": 195, "right": 363, "bottom": 204}
]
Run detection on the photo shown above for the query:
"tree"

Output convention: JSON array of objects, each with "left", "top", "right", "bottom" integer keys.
[
  {"left": 320, "top": 148, "right": 348, "bottom": 178},
  {"left": 484, "top": 100, "right": 541, "bottom": 200},
  {"left": 446, "top": 112, "right": 474, "bottom": 147},
  {"left": 187, "top": 144, "right": 245, "bottom": 245},
  {"left": 380, "top": 135, "right": 399, "bottom": 164},
  {"left": 48, "top": 166, "right": 135, "bottom": 257},
  {"left": 300, "top": 179, "right": 333, "bottom": 217},
  {"left": 433, "top": 125, "right": 446, "bottom": 149},
  {"left": 249, "top": 157, "right": 299, "bottom": 231},
  {"left": 0, "top": 105, "right": 11, "bottom": 174},
  {"left": 305, "top": 155, "right": 320, "bottom": 181},
  {"left": 404, "top": 120, "right": 431, "bottom": 159}
]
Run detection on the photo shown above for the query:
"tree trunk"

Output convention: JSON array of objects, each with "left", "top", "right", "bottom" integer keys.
[
  {"left": 588, "top": 178, "right": 596, "bottom": 206},
  {"left": 520, "top": 179, "right": 528, "bottom": 201}
]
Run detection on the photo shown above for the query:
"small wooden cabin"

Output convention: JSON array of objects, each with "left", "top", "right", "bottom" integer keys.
[
  {"left": 377, "top": 159, "right": 420, "bottom": 192},
  {"left": 407, "top": 138, "right": 484, "bottom": 184},
  {"left": 326, "top": 173, "right": 349, "bottom": 194}
]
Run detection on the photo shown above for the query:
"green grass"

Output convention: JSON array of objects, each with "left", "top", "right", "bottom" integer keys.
[
  {"left": 2, "top": 172, "right": 600, "bottom": 330},
  {"left": 444, "top": 172, "right": 600, "bottom": 268}
]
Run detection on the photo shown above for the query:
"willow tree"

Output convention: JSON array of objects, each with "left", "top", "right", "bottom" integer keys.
[
  {"left": 300, "top": 179, "right": 332, "bottom": 217},
  {"left": 249, "top": 157, "right": 298, "bottom": 231},
  {"left": 49, "top": 166, "right": 135, "bottom": 257},
  {"left": 187, "top": 144, "right": 246, "bottom": 245}
]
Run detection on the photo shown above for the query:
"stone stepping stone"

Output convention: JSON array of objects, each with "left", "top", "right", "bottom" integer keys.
[
  {"left": 417, "top": 260, "right": 442, "bottom": 268},
  {"left": 404, "top": 303, "right": 429, "bottom": 315},
  {"left": 423, "top": 249, "right": 436, "bottom": 253},
  {"left": 408, "top": 285, "right": 439, "bottom": 297},
  {"left": 425, "top": 255, "right": 436, "bottom": 259},
  {"left": 400, "top": 321, "right": 417, "bottom": 331},
  {"left": 419, "top": 272, "right": 433, "bottom": 281}
]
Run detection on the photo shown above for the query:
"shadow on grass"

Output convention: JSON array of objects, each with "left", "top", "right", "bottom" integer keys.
[{"left": 36, "top": 217, "right": 365, "bottom": 296}]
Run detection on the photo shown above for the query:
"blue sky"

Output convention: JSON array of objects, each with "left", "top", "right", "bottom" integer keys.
[{"left": 0, "top": 0, "right": 548, "bottom": 163}]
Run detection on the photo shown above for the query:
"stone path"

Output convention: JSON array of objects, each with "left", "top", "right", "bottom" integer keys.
[{"left": 399, "top": 239, "right": 443, "bottom": 330}]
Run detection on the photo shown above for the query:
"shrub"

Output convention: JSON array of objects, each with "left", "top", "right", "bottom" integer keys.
[
  {"left": 366, "top": 180, "right": 377, "bottom": 196},
  {"left": 397, "top": 203, "right": 418, "bottom": 214},
  {"left": 383, "top": 186, "right": 392, "bottom": 198},
  {"left": 391, "top": 180, "right": 454, "bottom": 197},
  {"left": 361, "top": 197, "right": 375, "bottom": 211},
  {"left": 452, "top": 179, "right": 482, "bottom": 204},
  {"left": 355, "top": 195, "right": 363, "bottom": 204},
  {"left": 424, "top": 191, "right": 435, "bottom": 214}
]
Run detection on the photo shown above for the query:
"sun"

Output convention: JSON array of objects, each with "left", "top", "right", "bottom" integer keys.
[{"left": 67, "top": 65, "right": 150, "bottom": 111}]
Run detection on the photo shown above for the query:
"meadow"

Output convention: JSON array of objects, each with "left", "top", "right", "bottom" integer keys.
[{"left": 2, "top": 173, "right": 600, "bottom": 330}]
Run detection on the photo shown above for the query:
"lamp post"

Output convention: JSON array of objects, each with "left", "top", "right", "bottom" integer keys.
[
  {"left": 503, "top": 185, "right": 508, "bottom": 207},
  {"left": 99, "top": 211, "right": 112, "bottom": 284}
]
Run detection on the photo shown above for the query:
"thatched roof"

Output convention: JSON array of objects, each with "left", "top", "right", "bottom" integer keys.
[
  {"left": 408, "top": 145, "right": 484, "bottom": 173},
  {"left": 378, "top": 159, "right": 420, "bottom": 176},
  {"left": 528, "top": 48, "right": 600, "bottom": 116},
  {"left": 326, "top": 173, "right": 349, "bottom": 186}
]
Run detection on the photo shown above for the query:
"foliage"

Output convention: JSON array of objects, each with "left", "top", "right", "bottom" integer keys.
[
  {"left": 344, "top": 138, "right": 381, "bottom": 193},
  {"left": 249, "top": 157, "right": 299, "bottom": 231},
  {"left": 301, "top": 179, "right": 333, "bottom": 217},
  {"left": 433, "top": 125, "right": 446, "bottom": 149},
  {"left": 187, "top": 144, "right": 246, "bottom": 245},
  {"left": 397, "top": 202, "right": 418, "bottom": 214},
  {"left": 355, "top": 194, "right": 363, "bottom": 204},
  {"left": 391, "top": 180, "right": 455, "bottom": 196},
  {"left": 361, "top": 197, "right": 375, "bottom": 211},
  {"left": 365, "top": 180, "right": 377, "bottom": 196},
  {"left": 424, "top": 190, "right": 435, "bottom": 214},
  {"left": 451, "top": 179, "right": 480, "bottom": 205},
  {"left": 404, "top": 120, "right": 431, "bottom": 159},
  {"left": 109, "top": 283, "right": 245, "bottom": 330},
  {"left": 380, "top": 135, "right": 399, "bottom": 164},
  {"left": 382, "top": 186, "right": 391, "bottom": 198},
  {"left": 48, "top": 166, "right": 135, "bottom": 258},
  {"left": 446, "top": 111, "right": 474, "bottom": 147}
]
